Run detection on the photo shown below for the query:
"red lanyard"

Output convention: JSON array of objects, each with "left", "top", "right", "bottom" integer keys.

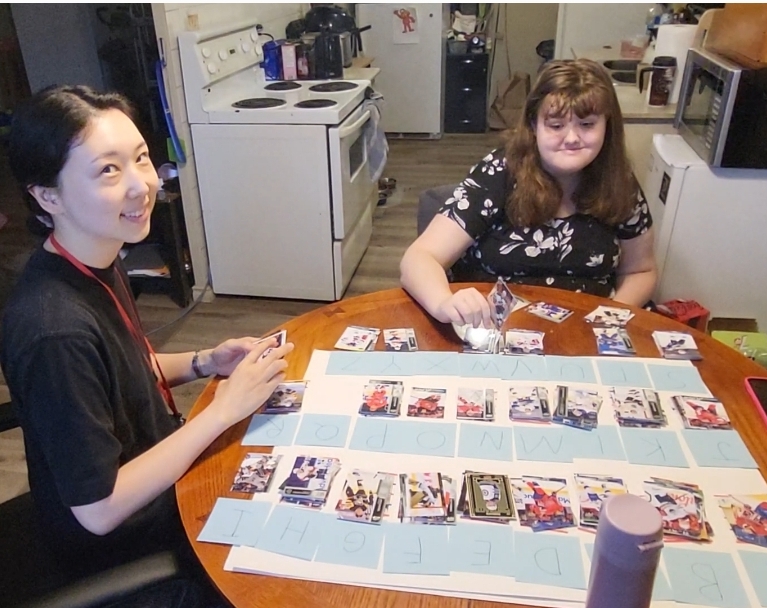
[{"left": 49, "top": 235, "right": 180, "bottom": 418}]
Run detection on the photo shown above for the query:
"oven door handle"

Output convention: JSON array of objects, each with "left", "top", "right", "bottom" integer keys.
[{"left": 339, "top": 110, "right": 371, "bottom": 139}]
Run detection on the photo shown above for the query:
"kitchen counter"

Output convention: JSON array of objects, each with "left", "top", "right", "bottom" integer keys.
[
  {"left": 344, "top": 66, "right": 380, "bottom": 81},
  {"left": 571, "top": 45, "right": 677, "bottom": 123}
]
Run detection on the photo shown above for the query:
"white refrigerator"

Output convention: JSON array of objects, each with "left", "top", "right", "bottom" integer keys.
[
  {"left": 357, "top": 3, "right": 449, "bottom": 136},
  {"left": 643, "top": 134, "right": 767, "bottom": 329}
]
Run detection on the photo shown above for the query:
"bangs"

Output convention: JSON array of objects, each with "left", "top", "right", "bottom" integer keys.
[{"left": 542, "top": 86, "right": 611, "bottom": 120}]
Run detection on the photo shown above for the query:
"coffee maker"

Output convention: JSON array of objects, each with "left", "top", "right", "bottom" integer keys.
[{"left": 312, "top": 28, "right": 345, "bottom": 79}]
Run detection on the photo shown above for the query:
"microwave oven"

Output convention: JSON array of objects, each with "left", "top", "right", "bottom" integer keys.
[{"left": 674, "top": 47, "right": 767, "bottom": 168}]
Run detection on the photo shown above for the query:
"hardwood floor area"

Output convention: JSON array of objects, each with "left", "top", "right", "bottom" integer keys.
[{"left": 0, "top": 132, "right": 503, "bottom": 503}]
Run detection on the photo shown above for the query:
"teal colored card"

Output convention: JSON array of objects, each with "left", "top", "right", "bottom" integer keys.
[
  {"left": 584, "top": 543, "right": 673, "bottom": 600},
  {"left": 326, "top": 351, "right": 411, "bottom": 376},
  {"left": 502, "top": 355, "right": 548, "bottom": 381},
  {"left": 242, "top": 414, "right": 299, "bottom": 446},
  {"left": 514, "top": 531, "right": 586, "bottom": 589},
  {"left": 514, "top": 426, "right": 572, "bottom": 462},
  {"left": 406, "top": 352, "right": 461, "bottom": 376},
  {"left": 739, "top": 550, "right": 767, "bottom": 607},
  {"left": 664, "top": 548, "right": 749, "bottom": 607},
  {"left": 457, "top": 424, "right": 514, "bottom": 461},
  {"left": 596, "top": 359, "right": 652, "bottom": 388},
  {"left": 682, "top": 429, "right": 757, "bottom": 468},
  {"left": 348, "top": 418, "right": 397, "bottom": 453},
  {"left": 546, "top": 356, "right": 597, "bottom": 384},
  {"left": 314, "top": 518, "right": 384, "bottom": 570},
  {"left": 449, "top": 524, "right": 514, "bottom": 577},
  {"left": 349, "top": 419, "right": 456, "bottom": 457},
  {"left": 294, "top": 414, "right": 351, "bottom": 448},
  {"left": 619, "top": 428, "right": 689, "bottom": 467},
  {"left": 647, "top": 363, "right": 708, "bottom": 393},
  {"left": 382, "top": 523, "right": 451, "bottom": 575},
  {"left": 458, "top": 354, "right": 508, "bottom": 378},
  {"left": 564, "top": 425, "right": 626, "bottom": 461},
  {"left": 197, "top": 498, "right": 271, "bottom": 547},
  {"left": 256, "top": 505, "right": 324, "bottom": 560}
]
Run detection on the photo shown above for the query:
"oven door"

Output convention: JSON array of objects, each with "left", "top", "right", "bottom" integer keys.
[{"left": 329, "top": 103, "right": 377, "bottom": 239}]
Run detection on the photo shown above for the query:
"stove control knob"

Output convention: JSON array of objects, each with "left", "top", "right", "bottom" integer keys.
[
  {"left": 218, "top": 49, "right": 228, "bottom": 61},
  {"left": 207, "top": 62, "right": 218, "bottom": 74},
  {"left": 201, "top": 47, "right": 212, "bottom": 58},
  {"left": 250, "top": 30, "right": 259, "bottom": 42},
  {"left": 241, "top": 42, "right": 252, "bottom": 53}
]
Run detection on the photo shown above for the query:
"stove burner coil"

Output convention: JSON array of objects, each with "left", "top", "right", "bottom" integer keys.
[
  {"left": 294, "top": 99, "right": 338, "bottom": 109},
  {"left": 264, "top": 81, "right": 302, "bottom": 91},
  {"left": 308, "top": 82, "right": 359, "bottom": 93},
  {"left": 232, "top": 98, "right": 286, "bottom": 109}
]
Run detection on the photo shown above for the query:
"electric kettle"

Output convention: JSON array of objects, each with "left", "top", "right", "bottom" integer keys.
[{"left": 314, "top": 29, "right": 344, "bottom": 79}]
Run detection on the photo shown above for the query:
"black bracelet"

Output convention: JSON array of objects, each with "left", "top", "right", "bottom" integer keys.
[{"left": 191, "top": 350, "right": 210, "bottom": 378}]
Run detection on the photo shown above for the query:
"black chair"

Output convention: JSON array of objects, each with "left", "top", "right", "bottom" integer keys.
[
  {"left": 0, "top": 402, "right": 186, "bottom": 608},
  {"left": 416, "top": 183, "right": 458, "bottom": 236}
]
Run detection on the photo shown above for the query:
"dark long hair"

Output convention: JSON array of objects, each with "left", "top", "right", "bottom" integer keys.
[
  {"left": 8, "top": 85, "right": 134, "bottom": 235},
  {"left": 504, "top": 59, "right": 636, "bottom": 227}
]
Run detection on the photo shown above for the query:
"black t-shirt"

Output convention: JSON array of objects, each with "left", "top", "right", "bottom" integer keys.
[
  {"left": 439, "top": 148, "right": 653, "bottom": 297},
  {"left": 0, "top": 247, "right": 179, "bottom": 570}
]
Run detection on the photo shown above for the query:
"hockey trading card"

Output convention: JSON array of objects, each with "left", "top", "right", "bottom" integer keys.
[
  {"left": 456, "top": 387, "right": 495, "bottom": 421},
  {"left": 672, "top": 395, "right": 732, "bottom": 430},
  {"left": 335, "top": 470, "right": 396, "bottom": 525},
  {"left": 716, "top": 493, "right": 767, "bottom": 548},
  {"left": 334, "top": 325, "right": 381, "bottom": 351},
  {"left": 526, "top": 302, "right": 574, "bottom": 323},
  {"left": 467, "top": 473, "right": 515, "bottom": 519},
  {"left": 644, "top": 477, "right": 713, "bottom": 542},
  {"left": 383, "top": 328, "right": 418, "bottom": 352},
  {"left": 487, "top": 277, "right": 519, "bottom": 329},
  {"left": 407, "top": 386, "right": 447, "bottom": 419},
  {"left": 584, "top": 305, "right": 634, "bottom": 327},
  {"left": 359, "top": 380, "right": 403, "bottom": 417},
  {"left": 256, "top": 329, "right": 287, "bottom": 359},
  {"left": 262, "top": 381, "right": 307, "bottom": 414},
  {"left": 279, "top": 456, "right": 341, "bottom": 508},
  {"left": 504, "top": 329, "right": 545, "bottom": 355},
  {"left": 609, "top": 387, "right": 666, "bottom": 428},
  {"left": 462, "top": 326, "right": 502, "bottom": 354},
  {"left": 553, "top": 385, "right": 602, "bottom": 430},
  {"left": 513, "top": 476, "right": 576, "bottom": 532},
  {"left": 593, "top": 327, "right": 636, "bottom": 356},
  {"left": 509, "top": 385, "right": 550, "bottom": 422},
  {"left": 400, "top": 472, "right": 446, "bottom": 521},
  {"left": 652, "top": 331, "right": 703, "bottom": 360},
  {"left": 575, "top": 474, "right": 628, "bottom": 529},
  {"left": 231, "top": 453, "right": 281, "bottom": 494}
]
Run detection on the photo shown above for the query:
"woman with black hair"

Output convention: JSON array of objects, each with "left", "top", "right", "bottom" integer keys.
[{"left": 1, "top": 85, "right": 292, "bottom": 606}]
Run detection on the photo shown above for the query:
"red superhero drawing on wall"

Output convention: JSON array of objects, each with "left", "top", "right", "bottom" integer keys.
[{"left": 393, "top": 8, "right": 416, "bottom": 33}]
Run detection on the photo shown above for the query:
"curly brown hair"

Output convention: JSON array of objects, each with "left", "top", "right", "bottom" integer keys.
[{"left": 504, "top": 59, "right": 636, "bottom": 227}]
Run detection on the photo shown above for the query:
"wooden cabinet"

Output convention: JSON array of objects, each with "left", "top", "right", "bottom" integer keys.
[{"left": 444, "top": 52, "right": 488, "bottom": 133}]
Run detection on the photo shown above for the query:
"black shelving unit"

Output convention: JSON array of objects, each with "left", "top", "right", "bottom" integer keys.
[{"left": 444, "top": 51, "right": 489, "bottom": 133}]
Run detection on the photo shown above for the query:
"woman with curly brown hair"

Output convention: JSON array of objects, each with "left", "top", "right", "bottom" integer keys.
[{"left": 400, "top": 59, "right": 657, "bottom": 328}]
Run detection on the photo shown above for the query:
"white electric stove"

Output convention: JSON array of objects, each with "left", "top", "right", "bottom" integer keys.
[{"left": 178, "top": 22, "right": 378, "bottom": 300}]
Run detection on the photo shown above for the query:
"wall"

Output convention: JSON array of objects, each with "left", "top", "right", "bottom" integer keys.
[
  {"left": 151, "top": 3, "right": 307, "bottom": 295},
  {"left": 10, "top": 4, "right": 104, "bottom": 92},
  {"left": 555, "top": 3, "right": 653, "bottom": 59}
]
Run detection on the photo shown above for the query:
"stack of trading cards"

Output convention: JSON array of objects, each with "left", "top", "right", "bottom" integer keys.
[
  {"left": 584, "top": 305, "right": 634, "bottom": 327},
  {"left": 672, "top": 395, "right": 732, "bottom": 430},
  {"left": 575, "top": 474, "right": 628, "bottom": 529},
  {"left": 456, "top": 472, "right": 516, "bottom": 523},
  {"left": 456, "top": 387, "right": 495, "bottom": 421},
  {"left": 383, "top": 328, "right": 418, "bottom": 352},
  {"left": 407, "top": 387, "right": 447, "bottom": 419},
  {"left": 231, "top": 453, "right": 282, "bottom": 494},
  {"left": 262, "top": 381, "right": 307, "bottom": 414},
  {"left": 278, "top": 456, "right": 341, "bottom": 509},
  {"left": 609, "top": 387, "right": 666, "bottom": 428},
  {"left": 334, "top": 326, "right": 381, "bottom": 351},
  {"left": 716, "top": 493, "right": 767, "bottom": 548},
  {"left": 255, "top": 329, "right": 287, "bottom": 359},
  {"left": 359, "top": 379, "right": 404, "bottom": 417},
  {"left": 526, "top": 302, "right": 574, "bottom": 323},
  {"left": 644, "top": 477, "right": 714, "bottom": 542},
  {"left": 462, "top": 326, "right": 503, "bottom": 354},
  {"left": 399, "top": 472, "right": 456, "bottom": 525},
  {"left": 593, "top": 327, "right": 636, "bottom": 356},
  {"left": 511, "top": 476, "right": 576, "bottom": 532},
  {"left": 652, "top": 331, "right": 703, "bottom": 360},
  {"left": 335, "top": 470, "right": 396, "bottom": 525},
  {"left": 504, "top": 329, "right": 545, "bottom": 355},
  {"left": 509, "top": 385, "right": 551, "bottom": 422},
  {"left": 553, "top": 386, "right": 603, "bottom": 430}
]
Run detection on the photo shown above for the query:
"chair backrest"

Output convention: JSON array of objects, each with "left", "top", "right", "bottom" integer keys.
[
  {"left": 417, "top": 184, "right": 459, "bottom": 236},
  {"left": 0, "top": 400, "right": 19, "bottom": 433}
]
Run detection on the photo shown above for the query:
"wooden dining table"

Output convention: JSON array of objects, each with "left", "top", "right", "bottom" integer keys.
[{"left": 177, "top": 284, "right": 767, "bottom": 608}]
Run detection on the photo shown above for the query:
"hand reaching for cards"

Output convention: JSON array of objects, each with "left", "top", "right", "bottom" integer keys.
[
  {"left": 210, "top": 339, "right": 293, "bottom": 427},
  {"left": 435, "top": 288, "right": 494, "bottom": 328}
]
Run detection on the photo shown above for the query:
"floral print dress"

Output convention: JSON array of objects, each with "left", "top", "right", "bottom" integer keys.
[{"left": 439, "top": 148, "right": 653, "bottom": 298}]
